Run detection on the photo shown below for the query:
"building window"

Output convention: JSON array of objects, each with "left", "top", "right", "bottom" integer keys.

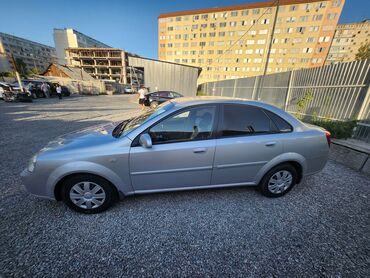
[
  {"left": 296, "top": 27, "right": 306, "bottom": 33},
  {"left": 193, "top": 15, "right": 199, "bottom": 20},
  {"left": 241, "top": 10, "right": 249, "bottom": 16},
  {"left": 201, "top": 14, "right": 208, "bottom": 20},
  {"left": 229, "top": 21, "right": 237, "bottom": 27},
  {"left": 231, "top": 11, "right": 238, "bottom": 17},
  {"left": 199, "top": 42, "right": 206, "bottom": 46},
  {"left": 252, "top": 9, "right": 260, "bottom": 15},
  {"left": 327, "top": 13, "right": 337, "bottom": 20},
  {"left": 261, "top": 19, "right": 270, "bottom": 24},
  {"left": 289, "top": 5, "right": 297, "bottom": 11},
  {"left": 209, "top": 32, "right": 216, "bottom": 37},
  {"left": 259, "top": 29, "right": 268, "bottom": 35},
  {"left": 192, "top": 24, "right": 198, "bottom": 29},
  {"left": 219, "top": 32, "right": 225, "bottom": 37},
  {"left": 176, "top": 17, "right": 182, "bottom": 22},
  {"left": 303, "top": 47, "right": 313, "bottom": 53},
  {"left": 219, "top": 22, "right": 226, "bottom": 27},
  {"left": 201, "top": 24, "right": 207, "bottom": 28},
  {"left": 313, "top": 14, "right": 323, "bottom": 21},
  {"left": 167, "top": 26, "right": 173, "bottom": 31}
]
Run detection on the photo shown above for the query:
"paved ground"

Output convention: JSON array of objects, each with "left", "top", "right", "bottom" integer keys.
[{"left": 0, "top": 95, "right": 369, "bottom": 277}]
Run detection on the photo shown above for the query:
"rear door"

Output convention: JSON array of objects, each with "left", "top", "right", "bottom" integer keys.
[{"left": 211, "top": 104, "right": 284, "bottom": 185}]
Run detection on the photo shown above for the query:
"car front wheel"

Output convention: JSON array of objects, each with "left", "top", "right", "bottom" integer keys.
[
  {"left": 259, "top": 163, "right": 298, "bottom": 197},
  {"left": 150, "top": 101, "right": 159, "bottom": 109},
  {"left": 62, "top": 174, "right": 118, "bottom": 213}
]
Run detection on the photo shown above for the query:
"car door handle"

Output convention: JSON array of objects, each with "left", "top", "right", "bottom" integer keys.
[
  {"left": 265, "top": 142, "right": 276, "bottom": 147},
  {"left": 193, "top": 148, "right": 207, "bottom": 153}
]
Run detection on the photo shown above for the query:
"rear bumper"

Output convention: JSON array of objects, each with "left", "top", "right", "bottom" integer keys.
[{"left": 21, "top": 169, "right": 55, "bottom": 200}]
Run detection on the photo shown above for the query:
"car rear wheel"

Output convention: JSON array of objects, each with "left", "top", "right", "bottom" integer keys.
[
  {"left": 150, "top": 101, "right": 159, "bottom": 109},
  {"left": 62, "top": 174, "right": 118, "bottom": 213},
  {"left": 259, "top": 163, "right": 298, "bottom": 197}
]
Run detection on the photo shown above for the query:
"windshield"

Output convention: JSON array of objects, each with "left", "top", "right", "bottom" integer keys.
[{"left": 113, "top": 102, "right": 174, "bottom": 137}]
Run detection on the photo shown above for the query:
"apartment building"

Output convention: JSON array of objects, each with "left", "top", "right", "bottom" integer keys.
[
  {"left": 158, "top": 0, "right": 344, "bottom": 84},
  {"left": 54, "top": 28, "right": 111, "bottom": 65},
  {"left": 326, "top": 19, "right": 370, "bottom": 65},
  {"left": 0, "top": 32, "right": 56, "bottom": 73}
]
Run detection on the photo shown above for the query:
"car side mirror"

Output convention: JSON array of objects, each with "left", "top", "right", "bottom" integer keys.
[{"left": 139, "top": 133, "right": 152, "bottom": 148}]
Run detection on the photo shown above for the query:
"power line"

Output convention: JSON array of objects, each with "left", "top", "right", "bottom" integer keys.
[{"left": 202, "top": 0, "right": 279, "bottom": 71}]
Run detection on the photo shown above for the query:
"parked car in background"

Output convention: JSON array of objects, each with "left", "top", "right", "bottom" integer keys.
[
  {"left": 21, "top": 97, "right": 330, "bottom": 213},
  {"left": 2, "top": 83, "right": 33, "bottom": 102},
  {"left": 11, "top": 80, "right": 45, "bottom": 98},
  {"left": 0, "top": 82, "right": 12, "bottom": 99},
  {"left": 123, "top": 84, "right": 135, "bottom": 94},
  {"left": 144, "top": 91, "right": 183, "bottom": 108}
]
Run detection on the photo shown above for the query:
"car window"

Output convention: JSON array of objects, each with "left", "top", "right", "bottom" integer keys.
[
  {"left": 158, "top": 91, "right": 169, "bottom": 97},
  {"left": 149, "top": 106, "right": 216, "bottom": 144},
  {"left": 221, "top": 104, "right": 276, "bottom": 137},
  {"left": 264, "top": 110, "right": 293, "bottom": 132}
]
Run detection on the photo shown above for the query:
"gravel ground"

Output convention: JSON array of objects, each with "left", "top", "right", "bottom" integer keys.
[{"left": 0, "top": 95, "right": 369, "bottom": 277}]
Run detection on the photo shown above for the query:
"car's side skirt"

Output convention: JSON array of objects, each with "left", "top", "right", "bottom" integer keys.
[{"left": 133, "top": 181, "right": 257, "bottom": 195}]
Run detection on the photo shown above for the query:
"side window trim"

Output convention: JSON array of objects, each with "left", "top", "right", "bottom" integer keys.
[
  {"left": 263, "top": 109, "right": 293, "bottom": 133},
  {"left": 131, "top": 104, "right": 220, "bottom": 147}
]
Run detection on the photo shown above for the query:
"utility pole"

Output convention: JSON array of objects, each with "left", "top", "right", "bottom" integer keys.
[
  {"left": 10, "top": 53, "right": 24, "bottom": 92},
  {"left": 257, "top": 0, "right": 279, "bottom": 98}
]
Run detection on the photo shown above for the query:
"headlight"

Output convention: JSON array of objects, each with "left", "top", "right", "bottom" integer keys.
[{"left": 27, "top": 155, "right": 37, "bottom": 172}]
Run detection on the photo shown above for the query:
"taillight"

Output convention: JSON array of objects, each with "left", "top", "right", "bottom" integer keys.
[{"left": 325, "top": 131, "right": 331, "bottom": 147}]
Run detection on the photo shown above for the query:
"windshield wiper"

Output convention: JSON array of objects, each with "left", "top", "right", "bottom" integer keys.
[{"left": 112, "top": 119, "right": 130, "bottom": 138}]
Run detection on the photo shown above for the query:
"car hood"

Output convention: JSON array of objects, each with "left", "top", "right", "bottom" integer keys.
[{"left": 40, "top": 122, "right": 118, "bottom": 154}]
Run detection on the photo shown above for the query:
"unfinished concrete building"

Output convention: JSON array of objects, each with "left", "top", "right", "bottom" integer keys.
[{"left": 66, "top": 48, "right": 128, "bottom": 83}]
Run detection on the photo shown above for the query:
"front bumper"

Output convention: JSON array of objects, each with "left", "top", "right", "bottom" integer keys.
[{"left": 21, "top": 169, "right": 55, "bottom": 200}]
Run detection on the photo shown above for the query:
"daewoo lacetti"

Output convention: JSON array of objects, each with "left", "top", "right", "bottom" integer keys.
[{"left": 21, "top": 97, "right": 331, "bottom": 213}]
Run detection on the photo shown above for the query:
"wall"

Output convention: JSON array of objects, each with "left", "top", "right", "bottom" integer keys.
[
  {"left": 199, "top": 59, "right": 370, "bottom": 141},
  {"left": 128, "top": 56, "right": 200, "bottom": 97}
]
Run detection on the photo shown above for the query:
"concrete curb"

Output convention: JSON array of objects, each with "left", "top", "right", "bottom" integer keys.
[{"left": 330, "top": 139, "right": 370, "bottom": 176}]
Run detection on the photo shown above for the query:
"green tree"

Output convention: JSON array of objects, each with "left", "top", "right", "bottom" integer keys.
[
  {"left": 15, "top": 58, "right": 27, "bottom": 76},
  {"left": 355, "top": 42, "right": 370, "bottom": 61},
  {"left": 28, "top": 67, "right": 41, "bottom": 75}
]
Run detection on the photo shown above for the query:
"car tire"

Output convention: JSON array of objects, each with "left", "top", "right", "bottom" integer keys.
[
  {"left": 150, "top": 101, "right": 159, "bottom": 109},
  {"left": 61, "top": 174, "right": 118, "bottom": 214},
  {"left": 259, "top": 163, "right": 298, "bottom": 197}
]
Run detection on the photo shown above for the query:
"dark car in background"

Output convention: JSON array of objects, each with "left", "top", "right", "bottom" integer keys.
[
  {"left": 2, "top": 82, "right": 33, "bottom": 102},
  {"left": 144, "top": 91, "right": 183, "bottom": 108},
  {"left": 50, "top": 83, "right": 71, "bottom": 97}
]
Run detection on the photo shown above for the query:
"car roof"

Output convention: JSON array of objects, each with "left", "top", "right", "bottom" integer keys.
[
  {"left": 170, "top": 96, "right": 305, "bottom": 128},
  {"left": 172, "top": 96, "right": 270, "bottom": 109}
]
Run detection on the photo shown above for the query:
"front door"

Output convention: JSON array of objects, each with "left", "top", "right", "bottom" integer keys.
[{"left": 130, "top": 105, "right": 218, "bottom": 192}]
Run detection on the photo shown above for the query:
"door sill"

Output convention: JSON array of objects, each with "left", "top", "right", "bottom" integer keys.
[{"left": 133, "top": 182, "right": 257, "bottom": 195}]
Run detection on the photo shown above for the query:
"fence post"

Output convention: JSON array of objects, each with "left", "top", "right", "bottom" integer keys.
[
  {"left": 284, "top": 70, "right": 295, "bottom": 112},
  {"left": 357, "top": 86, "right": 370, "bottom": 121},
  {"left": 233, "top": 79, "right": 238, "bottom": 98},
  {"left": 252, "top": 76, "right": 259, "bottom": 100}
]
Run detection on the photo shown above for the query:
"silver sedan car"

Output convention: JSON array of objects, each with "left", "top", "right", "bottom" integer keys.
[{"left": 21, "top": 97, "right": 331, "bottom": 213}]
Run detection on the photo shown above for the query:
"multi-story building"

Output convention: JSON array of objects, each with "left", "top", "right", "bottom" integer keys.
[
  {"left": 326, "top": 19, "right": 370, "bottom": 65},
  {"left": 54, "top": 28, "right": 111, "bottom": 65},
  {"left": 66, "top": 48, "right": 129, "bottom": 83},
  {"left": 158, "top": 0, "right": 345, "bottom": 84},
  {"left": 0, "top": 32, "right": 56, "bottom": 73},
  {"left": 65, "top": 47, "right": 201, "bottom": 96}
]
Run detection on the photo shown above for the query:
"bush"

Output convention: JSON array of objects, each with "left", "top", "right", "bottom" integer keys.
[
  {"left": 197, "top": 91, "right": 207, "bottom": 96},
  {"left": 309, "top": 119, "right": 357, "bottom": 139}
]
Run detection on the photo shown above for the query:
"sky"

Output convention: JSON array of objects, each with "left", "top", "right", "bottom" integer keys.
[{"left": 1, "top": 0, "right": 369, "bottom": 59}]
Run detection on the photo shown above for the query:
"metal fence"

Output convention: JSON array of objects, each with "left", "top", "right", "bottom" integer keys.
[{"left": 199, "top": 59, "right": 370, "bottom": 142}]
